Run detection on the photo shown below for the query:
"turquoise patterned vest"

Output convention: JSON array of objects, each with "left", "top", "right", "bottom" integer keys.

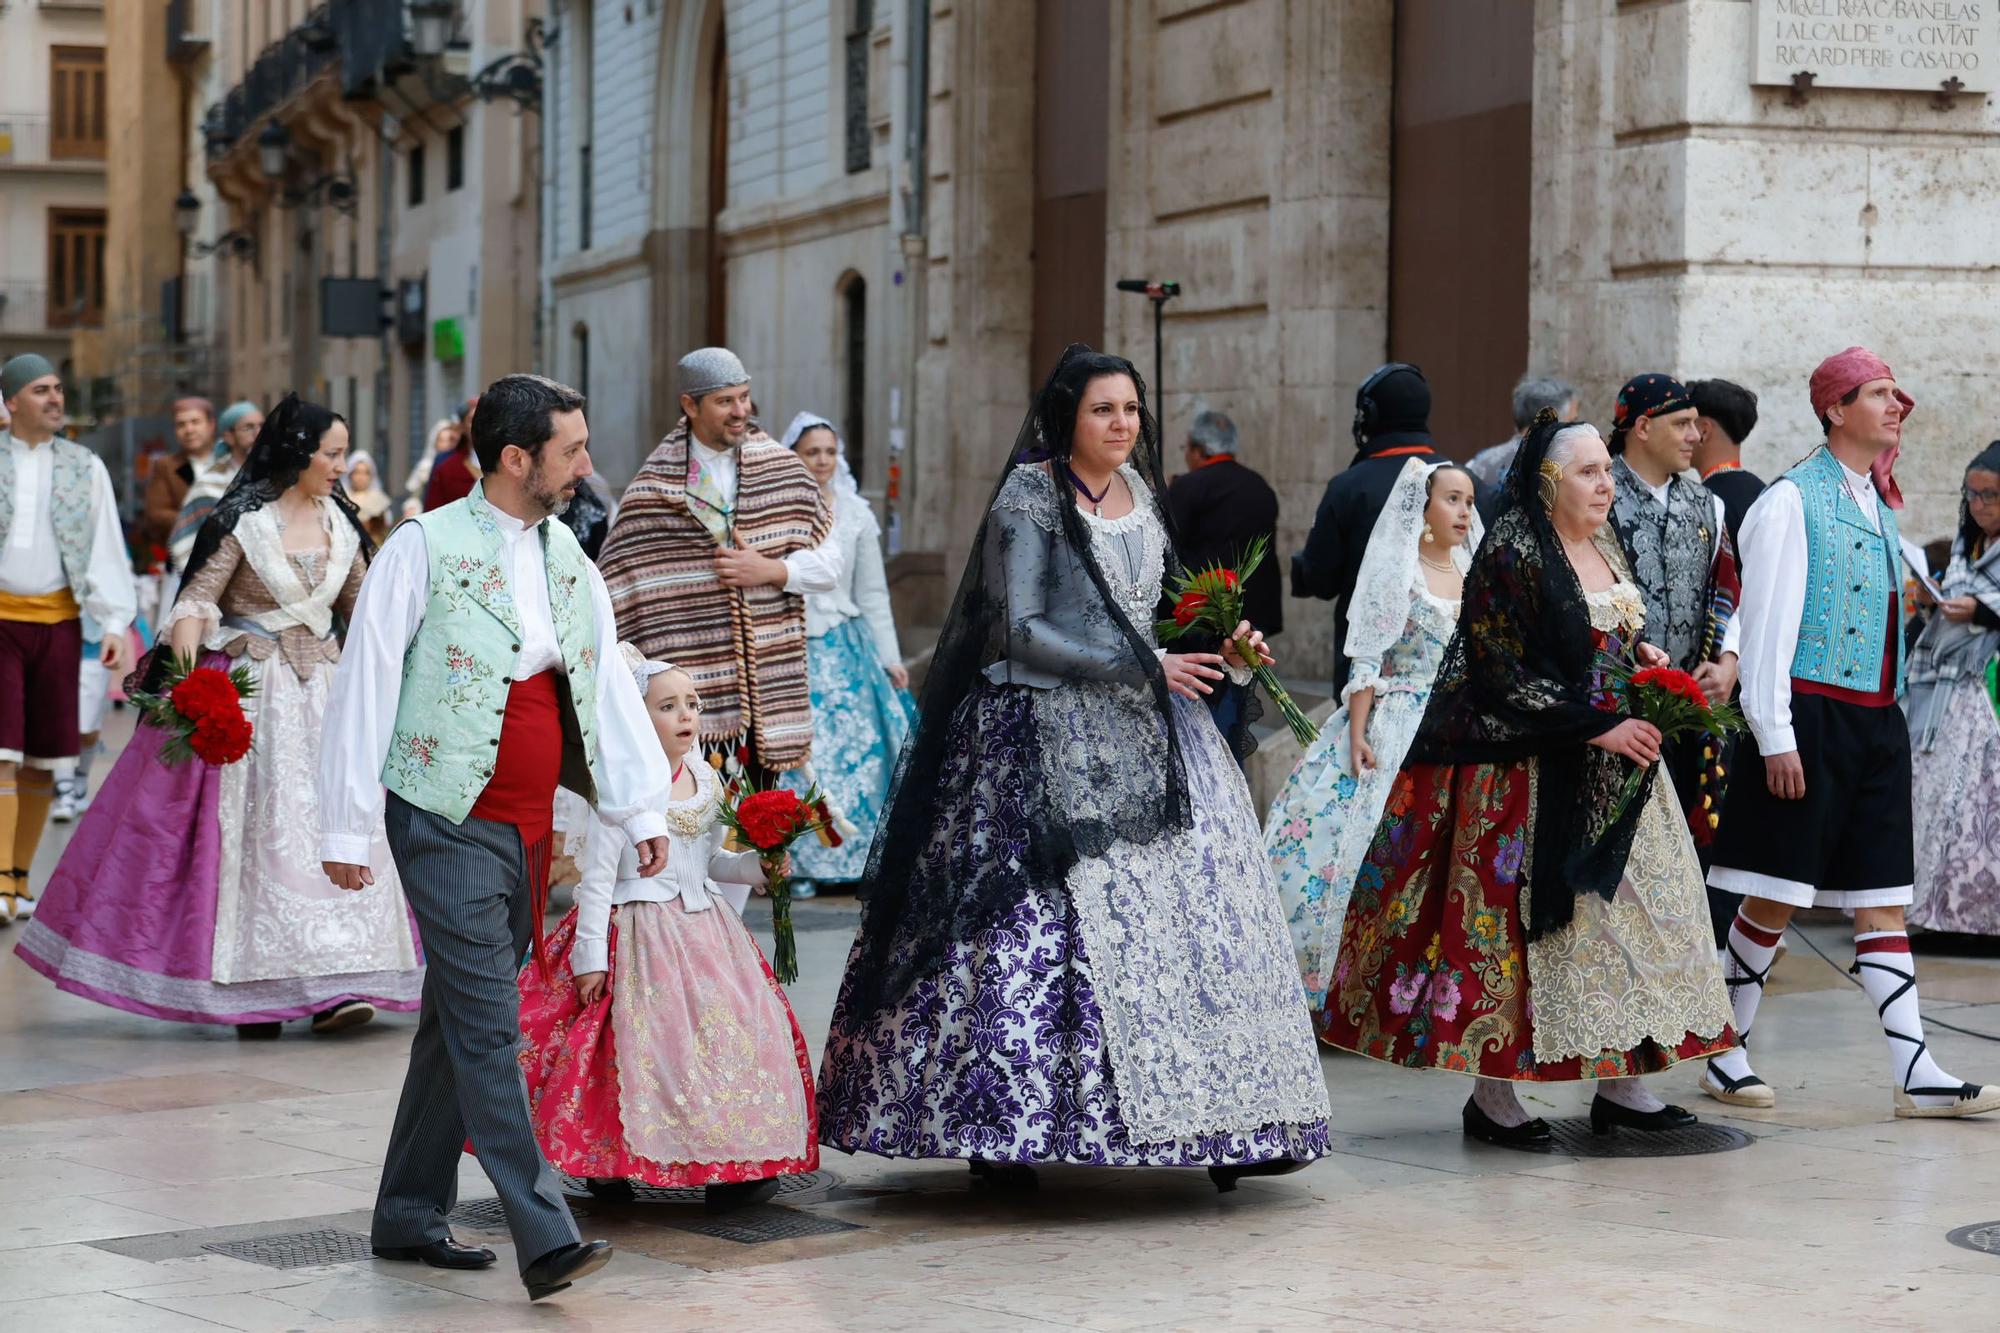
[
  {"left": 382, "top": 483, "right": 603, "bottom": 823},
  {"left": 0, "top": 435, "right": 100, "bottom": 609},
  {"left": 1787, "top": 446, "right": 1905, "bottom": 694}
]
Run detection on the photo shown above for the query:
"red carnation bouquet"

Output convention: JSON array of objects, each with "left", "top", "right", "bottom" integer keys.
[
  {"left": 717, "top": 782, "right": 840, "bottom": 984},
  {"left": 1596, "top": 653, "right": 1744, "bottom": 827},
  {"left": 1154, "top": 535, "right": 1318, "bottom": 745},
  {"left": 128, "top": 651, "right": 257, "bottom": 766}
]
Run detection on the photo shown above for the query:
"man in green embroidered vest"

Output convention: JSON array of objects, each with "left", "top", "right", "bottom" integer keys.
[
  {"left": 1705, "top": 346, "right": 1999, "bottom": 1121},
  {"left": 0, "top": 355, "right": 137, "bottom": 924},
  {"left": 598, "top": 347, "right": 836, "bottom": 787},
  {"left": 318, "top": 374, "right": 672, "bottom": 1300}
]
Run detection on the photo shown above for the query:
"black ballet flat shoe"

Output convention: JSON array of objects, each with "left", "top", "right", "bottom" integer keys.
[
  {"left": 521, "top": 1239, "right": 614, "bottom": 1302},
  {"left": 235, "top": 1022, "right": 283, "bottom": 1040},
  {"left": 704, "top": 1178, "right": 782, "bottom": 1213},
  {"left": 1589, "top": 1096, "right": 1698, "bottom": 1135},
  {"left": 310, "top": 1000, "right": 375, "bottom": 1034},
  {"left": 967, "top": 1159, "right": 1039, "bottom": 1189},
  {"left": 372, "top": 1237, "right": 497, "bottom": 1270},
  {"left": 584, "top": 1176, "right": 635, "bottom": 1202},
  {"left": 1461, "top": 1096, "right": 1554, "bottom": 1148},
  {"left": 1207, "top": 1158, "right": 1311, "bottom": 1194}
]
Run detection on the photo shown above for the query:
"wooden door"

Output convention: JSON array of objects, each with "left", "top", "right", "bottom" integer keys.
[
  {"left": 50, "top": 46, "right": 107, "bottom": 160},
  {"left": 47, "top": 209, "right": 107, "bottom": 328}
]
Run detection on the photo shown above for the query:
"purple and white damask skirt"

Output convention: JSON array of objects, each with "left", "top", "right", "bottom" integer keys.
[{"left": 816, "top": 682, "right": 1332, "bottom": 1167}]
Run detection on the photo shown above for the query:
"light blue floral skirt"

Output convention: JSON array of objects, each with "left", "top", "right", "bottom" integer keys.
[{"left": 783, "top": 618, "right": 914, "bottom": 883}]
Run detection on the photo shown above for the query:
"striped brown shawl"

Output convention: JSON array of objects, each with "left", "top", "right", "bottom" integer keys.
[{"left": 600, "top": 421, "right": 832, "bottom": 770}]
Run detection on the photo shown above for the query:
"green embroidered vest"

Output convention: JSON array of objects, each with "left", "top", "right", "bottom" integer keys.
[
  {"left": 0, "top": 435, "right": 100, "bottom": 605},
  {"left": 382, "top": 484, "right": 603, "bottom": 823}
]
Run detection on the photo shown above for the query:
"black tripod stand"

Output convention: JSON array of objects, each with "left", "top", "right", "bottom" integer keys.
[{"left": 1116, "top": 279, "right": 1181, "bottom": 410}]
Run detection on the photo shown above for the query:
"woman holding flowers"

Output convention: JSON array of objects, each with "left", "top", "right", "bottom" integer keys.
[
  {"left": 1265, "top": 459, "right": 1480, "bottom": 1011},
  {"left": 817, "top": 345, "right": 1330, "bottom": 1192},
  {"left": 1318, "top": 413, "right": 1734, "bottom": 1146},
  {"left": 517, "top": 645, "right": 816, "bottom": 1208},
  {"left": 16, "top": 395, "right": 421, "bottom": 1036}
]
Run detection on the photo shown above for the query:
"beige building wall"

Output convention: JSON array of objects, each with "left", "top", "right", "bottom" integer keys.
[{"left": 0, "top": 0, "right": 109, "bottom": 389}]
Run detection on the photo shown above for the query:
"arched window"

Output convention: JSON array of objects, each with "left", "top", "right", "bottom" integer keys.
[{"left": 839, "top": 272, "right": 866, "bottom": 478}]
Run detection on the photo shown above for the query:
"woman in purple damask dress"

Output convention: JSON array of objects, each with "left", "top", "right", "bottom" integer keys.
[{"left": 816, "top": 346, "right": 1331, "bottom": 1192}]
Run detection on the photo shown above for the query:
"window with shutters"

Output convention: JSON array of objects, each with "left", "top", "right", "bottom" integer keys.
[
  {"left": 50, "top": 47, "right": 107, "bottom": 160},
  {"left": 47, "top": 209, "right": 106, "bottom": 328},
  {"left": 843, "top": 0, "right": 872, "bottom": 174}
]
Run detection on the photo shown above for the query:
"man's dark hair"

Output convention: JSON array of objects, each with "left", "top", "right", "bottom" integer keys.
[
  {"left": 1688, "top": 378, "right": 1758, "bottom": 446},
  {"left": 1817, "top": 384, "right": 1861, "bottom": 437},
  {"left": 471, "top": 374, "right": 584, "bottom": 473}
]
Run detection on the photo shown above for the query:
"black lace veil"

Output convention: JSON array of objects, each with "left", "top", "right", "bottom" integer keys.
[
  {"left": 1406, "top": 410, "right": 1653, "bottom": 940},
  {"left": 140, "top": 393, "right": 375, "bottom": 693},
  {"left": 845, "top": 345, "right": 1190, "bottom": 1021}
]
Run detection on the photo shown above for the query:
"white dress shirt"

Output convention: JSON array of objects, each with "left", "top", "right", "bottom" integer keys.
[
  {"left": 570, "top": 758, "right": 766, "bottom": 975},
  {"left": 689, "top": 436, "right": 839, "bottom": 596},
  {"left": 0, "top": 433, "right": 138, "bottom": 634},
  {"left": 317, "top": 508, "right": 671, "bottom": 866},
  {"left": 1630, "top": 470, "right": 1743, "bottom": 660},
  {"left": 1732, "top": 460, "right": 1881, "bottom": 757}
]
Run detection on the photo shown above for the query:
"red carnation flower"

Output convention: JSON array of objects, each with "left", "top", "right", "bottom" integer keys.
[
  {"left": 1632, "top": 666, "right": 1707, "bottom": 707},
  {"left": 735, "top": 788, "right": 808, "bottom": 851},
  {"left": 1172, "top": 590, "right": 1210, "bottom": 628},
  {"left": 1220, "top": 569, "right": 1240, "bottom": 591}
]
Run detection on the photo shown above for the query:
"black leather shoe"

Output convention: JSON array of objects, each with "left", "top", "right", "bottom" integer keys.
[
  {"left": 522, "top": 1239, "right": 613, "bottom": 1302},
  {"left": 235, "top": 1022, "right": 282, "bottom": 1040},
  {"left": 1590, "top": 1096, "right": 1697, "bottom": 1135},
  {"left": 372, "top": 1237, "right": 497, "bottom": 1270},
  {"left": 967, "top": 1160, "right": 1038, "bottom": 1189},
  {"left": 704, "top": 1178, "right": 781, "bottom": 1212},
  {"left": 1462, "top": 1096, "right": 1553, "bottom": 1147},
  {"left": 1208, "top": 1158, "right": 1310, "bottom": 1193},
  {"left": 584, "top": 1176, "right": 635, "bottom": 1202}
]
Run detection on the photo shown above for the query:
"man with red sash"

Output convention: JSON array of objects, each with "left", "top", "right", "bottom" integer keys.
[
  {"left": 319, "top": 374, "right": 671, "bottom": 1299},
  {"left": 1703, "top": 347, "right": 1998, "bottom": 1119}
]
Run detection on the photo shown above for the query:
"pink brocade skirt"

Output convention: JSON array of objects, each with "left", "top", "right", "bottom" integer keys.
[{"left": 517, "top": 900, "right": 818, "bottom": 1187}]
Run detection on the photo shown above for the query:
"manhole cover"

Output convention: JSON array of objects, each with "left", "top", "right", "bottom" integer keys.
[
  {"left": 665, "top": 1204, "right": 863, "bottom": 1245},
  {"left": 559, "top": 1169, "right": 837, "bottom": 1205},
  {"left": 1947, "top": 1221, "right": 2000, "bottom": 1255},
  {"left": 202, "top": 1228, "right": 376, "bottom": 1269},
  {"left": 447, "top": 1198, "right": 513, "bottom": 1229},
  {"left": 1478, "top": 1117, "right": 1756, "bottom": 1157}
]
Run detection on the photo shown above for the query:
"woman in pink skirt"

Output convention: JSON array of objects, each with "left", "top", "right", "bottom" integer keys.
[{"left": 516, "top": 645, "right": 817, "bottom": 1208}]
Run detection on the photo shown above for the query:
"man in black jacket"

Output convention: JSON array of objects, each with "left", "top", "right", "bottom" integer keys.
[
  {"left": 1293, "top": 364, "right": 1484, "bottom": 691},
  {"left": 1167, "top": 408, "right": 1282, "bottom": 636}
]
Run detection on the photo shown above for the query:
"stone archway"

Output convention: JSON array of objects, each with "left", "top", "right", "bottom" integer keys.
[{"left": 647, "top": 0, "right": 726, "bottom": 440}]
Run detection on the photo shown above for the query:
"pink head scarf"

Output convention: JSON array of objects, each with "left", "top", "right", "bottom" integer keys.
[{"left": 1809, "top": 346, "right": 1913, "bottom": 509}]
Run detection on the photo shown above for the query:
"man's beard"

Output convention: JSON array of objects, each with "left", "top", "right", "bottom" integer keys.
[{"left": 526, "top": 468, "right": 576, "bottom": 517}]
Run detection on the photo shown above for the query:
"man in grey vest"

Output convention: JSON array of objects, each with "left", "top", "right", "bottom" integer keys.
[
  {"left": 319, "top": 375, "right": 672, "bottom": 1300},
  {"left": 1605, "top": 373, "right": 1742, "bottom": 863}
]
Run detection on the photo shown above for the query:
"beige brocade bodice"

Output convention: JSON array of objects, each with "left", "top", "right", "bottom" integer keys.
[{"left": 173, "top": 531, "right": 365, "bottom": 681}]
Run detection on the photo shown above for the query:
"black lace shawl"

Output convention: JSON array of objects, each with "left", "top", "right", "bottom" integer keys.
[
  {"left": 1405, "top": 413, "right": 1654, "bottom": 940},
  {"left": 843, "top": 345, "right": 1196, "bottom": 1023},
  {"left": 136, "top": 394, "right": 375, "bottom": 694}
]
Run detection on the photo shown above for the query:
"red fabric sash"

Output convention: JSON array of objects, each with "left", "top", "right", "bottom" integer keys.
[{"left": 469, "top": 670, "right": 563, "bottom": 973}]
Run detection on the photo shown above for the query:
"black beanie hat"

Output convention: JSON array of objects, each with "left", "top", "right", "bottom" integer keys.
[{"left": 1359, "top": 366, "right": 1433, "bottom": 448}]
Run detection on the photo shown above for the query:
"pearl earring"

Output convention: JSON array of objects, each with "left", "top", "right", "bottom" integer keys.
[{"left": 1421, "top": 524, "right": 1435, "bottom": 544}]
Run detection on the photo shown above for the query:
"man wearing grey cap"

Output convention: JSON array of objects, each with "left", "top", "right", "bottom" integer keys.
[
  {"left": 598, "top": 347, "right": 836, "bottom": 785},
  {"left": 0, "top": 355, "right": 137, "bottom": 924}
]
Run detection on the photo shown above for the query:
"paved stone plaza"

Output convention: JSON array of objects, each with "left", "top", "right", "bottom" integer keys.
[{"left": 4, "top": 714, "right": 2000, "bottom": 1331}]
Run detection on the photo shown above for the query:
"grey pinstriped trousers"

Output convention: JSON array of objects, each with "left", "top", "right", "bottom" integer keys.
[{"left": 374, "top": 793, "right": 579, "bottom": 1272}]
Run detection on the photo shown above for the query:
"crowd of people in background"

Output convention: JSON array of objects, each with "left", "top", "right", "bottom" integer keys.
[{"left": 3, "top": 328, "right": 1999, "bottom": 1301}]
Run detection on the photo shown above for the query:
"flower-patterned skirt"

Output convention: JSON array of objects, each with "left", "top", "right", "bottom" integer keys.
[
  {"left": 1319, "top": 759, "right": 1735, "bottom": 1082},
  {"left": 516, "top": 901, "right": 818, "bottom": 1186}
]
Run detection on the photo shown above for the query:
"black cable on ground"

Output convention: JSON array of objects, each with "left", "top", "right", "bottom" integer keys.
[{"left": 1786, "top": 923, "right": 2000, "bottom": 1044}]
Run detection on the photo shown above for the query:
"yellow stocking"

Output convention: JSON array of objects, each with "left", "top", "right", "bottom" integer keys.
[{"left": 13, "top": 767, "right": 53, "bottom": 891}]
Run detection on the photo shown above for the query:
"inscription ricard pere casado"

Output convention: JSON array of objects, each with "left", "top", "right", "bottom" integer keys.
[{"left": 1752, "top": 0, "right": 1998, "bottom": 92}]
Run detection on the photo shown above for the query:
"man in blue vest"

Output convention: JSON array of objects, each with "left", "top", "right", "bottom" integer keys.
[
  {"left": 319, "top": 374, "right": 673, "bottom": 1298},
  {"left": 1702, "top": 347, "right": 1997, "bottom": 1119}
]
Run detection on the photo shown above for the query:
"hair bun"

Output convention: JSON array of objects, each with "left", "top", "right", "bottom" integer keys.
[{"left": 1531, "top": 406, "right": 1560, "bottom": 429}]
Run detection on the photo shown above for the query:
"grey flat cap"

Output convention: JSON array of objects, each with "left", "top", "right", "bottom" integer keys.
[{"left": 678, "top": 347, "right": 750, "bottom": 401}]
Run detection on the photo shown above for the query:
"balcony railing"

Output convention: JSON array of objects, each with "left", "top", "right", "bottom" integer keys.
[
  {"left": 0, "top": 114, "right": 107, "bottom": 168},
  {"left": 0, "top": 284, "right": 51, "bottom": 335},
  {"left": 203, "top": 0, "right": 413, "bottom": 158}
]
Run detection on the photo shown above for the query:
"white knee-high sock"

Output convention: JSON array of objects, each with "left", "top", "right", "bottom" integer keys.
[
  {"left": 1707, "top": 911, "right": 1782, "bottom": 1084},
  {"left": 1853, "top": 931, "right": 1960, "bottom": 1104}
]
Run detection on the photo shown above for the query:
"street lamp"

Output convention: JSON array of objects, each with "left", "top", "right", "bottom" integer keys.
[
  {"left": 409, "top": 0, "right": 456, "bottom": 60},
  {"left": 257, "top": 120, "right": 291, "bottom": 180},
  {"left": 174, "top": 188, "right": 202, "bottom": 238},
  {"left": 174, "top": 187, "right": 259, "bottom": 260}
]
